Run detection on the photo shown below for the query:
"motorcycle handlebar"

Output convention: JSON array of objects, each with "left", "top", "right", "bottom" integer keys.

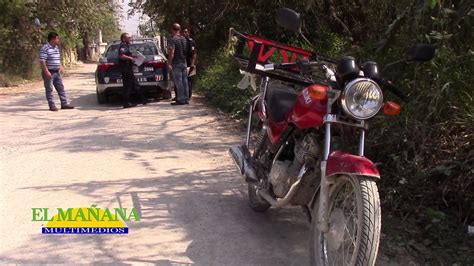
[
  {"left": 273, "top": 60, "right": 320, "bottom": 70},
  {"left": 274, "top": 62, "right": 298, "bottom": 70},
  {"left": 264, "top": 61, "right": 409, "bottom": 102},
  {"left": 381, "top": 79, "right": 408, "bottom": 102}
]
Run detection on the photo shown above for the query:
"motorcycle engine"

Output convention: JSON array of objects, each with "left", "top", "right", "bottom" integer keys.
[{"left": 270, "top": 133, "right": 320, "bottom": 198}]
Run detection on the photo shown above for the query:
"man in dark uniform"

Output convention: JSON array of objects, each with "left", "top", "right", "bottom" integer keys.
[
  {"left": 118, "top": 32, "right": 148, "bottom": 108},
  {"left": 182, "top": 27, "right": 197, "bottom": 99}
]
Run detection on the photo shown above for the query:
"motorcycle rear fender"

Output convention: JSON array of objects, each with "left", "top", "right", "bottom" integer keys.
[{"left": 326, "top": 151, "right": 380, "bottom": 179}]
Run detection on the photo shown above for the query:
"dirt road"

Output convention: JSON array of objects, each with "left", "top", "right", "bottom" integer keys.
[
  {"left": 0, "top": 63, "right": 406, "bottom": 265},
  {"left": 0, "top": 63, "right": 311, "bottom": 265}
]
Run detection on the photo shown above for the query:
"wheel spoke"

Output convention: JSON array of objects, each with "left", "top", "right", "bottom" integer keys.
[
  {"left": 313, "top": 176, "right": 380, "bottom": 266},
  {"left": 324, "top": 177, "right": 359, "bottom": 265},
  {"left": 346, "top": 189, "right": 358, "bottom": 261},
  {"left": 344, "top": 222, "right": 357, "bottom": 248},
  {"left": 342, "top": 195, "right": 356, "bottom": 262}
]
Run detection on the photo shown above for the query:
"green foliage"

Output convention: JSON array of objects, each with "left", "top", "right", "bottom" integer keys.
[
  {"left": 196, "top": 48, "right": 253, "bottom": 117},
  {"left": 427, "top": 0, "right": 438, "bottom": 9},
  {"left": 0, "top": 0, "right": 42, "bottom": 78},
  {"left": 0, "top": 0, "right": 120, "bottom": 82},
  {"left": 364, "top": 1, "right": 474, "bottom": 231}
]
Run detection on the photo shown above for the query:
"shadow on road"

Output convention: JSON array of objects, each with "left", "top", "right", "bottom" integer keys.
[
  {"left": 3, "top": 167, "right": 309, "bottom": 265},
  {"left": 69, "top": 92, "right": 123, "bottom": 110},
  {"left": 0, "top": 63, "right": 310, "bottom": 265}
]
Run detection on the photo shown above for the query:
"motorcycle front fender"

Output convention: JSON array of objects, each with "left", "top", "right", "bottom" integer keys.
[{"left": 326, "top": 151, "right": 380, "bottom": 179}]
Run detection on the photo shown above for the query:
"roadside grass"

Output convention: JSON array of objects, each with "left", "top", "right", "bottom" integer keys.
[
  {"left": 196, "top": 48, "right": 253, "bottom": 118},
  {"left": 0, "top": 61, "right": 84, "bottom": 88},
  {"left": 0, "top": 73, "right": 27, "bottom": 87},
  {"left": 0, "top": 63, "right": 42, "bottom": 87}
]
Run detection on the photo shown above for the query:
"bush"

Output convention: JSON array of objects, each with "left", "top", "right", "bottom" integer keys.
[{"left": 196, "top": 48, "right": 254, "bottom": 117}]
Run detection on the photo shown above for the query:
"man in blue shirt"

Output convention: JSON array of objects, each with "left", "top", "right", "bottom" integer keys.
[{"left": 39, "top": 32, "right": 74, "bottom": 111}]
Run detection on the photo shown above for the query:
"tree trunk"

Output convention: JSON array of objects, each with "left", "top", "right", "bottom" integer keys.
[{"left": 82, "top": 31, "right": 90, "bottom": 61}]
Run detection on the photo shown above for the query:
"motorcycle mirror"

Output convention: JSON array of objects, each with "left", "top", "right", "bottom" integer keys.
[
  {"left": 276, "top": 8, "right": 302, "bottom": 33},
  {"left": 406, "top": 44, "right": 436, "bottom": 62}
]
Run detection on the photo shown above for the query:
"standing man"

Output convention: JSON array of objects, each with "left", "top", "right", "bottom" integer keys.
[
  {"left": 39, "top": 32, "right": 74, "bottom": 111},
  {"left": 167, "top": 23, "right": 189, "bottom": 105},
  {"left": 182, "top": 27, "right": 197, "bottom": 100},
  {"left": 118, "top": 32, "right": 148, "bottom": 108}
]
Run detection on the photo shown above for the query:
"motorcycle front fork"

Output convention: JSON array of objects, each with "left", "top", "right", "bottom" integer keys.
[
  {"left": 317, "top": 120, "right": 366, "bottom": 232},
  {"left": 317, "top": 122, "right": 333, "bottom": 233}
]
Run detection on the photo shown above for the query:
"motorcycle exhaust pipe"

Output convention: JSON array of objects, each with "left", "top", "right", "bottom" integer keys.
[
  {"left": 229, "top": 145, "right": 258, "bottom": 182},
  {"left": 257, "top": 161, "right": 311, "bottom": 208},
  {"left": 257, "top": 179, "right": 302, "bottom": 208}
]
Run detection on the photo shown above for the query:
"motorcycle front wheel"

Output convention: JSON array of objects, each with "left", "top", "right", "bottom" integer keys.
[{"left": 310, "top": 175, "right": 381, "bottom": 266}]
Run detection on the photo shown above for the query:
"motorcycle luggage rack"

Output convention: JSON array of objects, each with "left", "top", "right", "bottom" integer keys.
[
  {"left": 230, "top": 29, "right": 333, "bottom": 86},
  {"left": 231, "top": 29, "right": 311, "bottom": 85}
]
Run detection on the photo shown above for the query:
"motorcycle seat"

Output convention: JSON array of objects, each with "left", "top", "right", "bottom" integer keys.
[{"left": 265, "top": 84, "right": 298, "bottom": 122}]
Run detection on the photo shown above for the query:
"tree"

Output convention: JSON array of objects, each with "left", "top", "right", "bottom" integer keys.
[
  {"left": 0, "top": 0, "right": 121, "bottom": 80},
  {"left": 31, "top": 0, "right": 120, "bottom": 60}
]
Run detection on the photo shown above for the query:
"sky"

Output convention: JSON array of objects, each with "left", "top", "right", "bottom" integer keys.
[{"left": 118, "top": 0, "right": 147, "bottom": 36}]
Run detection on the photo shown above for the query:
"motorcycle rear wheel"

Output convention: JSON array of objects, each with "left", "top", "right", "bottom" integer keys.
[
  {"left": 247, "top": 126, "right": 271, "bottom": 212},
  {"left": 310, "top": 175, "right": 381, "bottom": 266}
]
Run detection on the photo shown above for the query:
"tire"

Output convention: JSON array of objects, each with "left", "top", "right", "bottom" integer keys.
[
  {"left": 96, "top": 88, "right": 107, "bottom": 104},
  {"left": 162, "top": 89, "right": 172, "bottom": 100},
  {"left": 247, "top": 126, "right": 271, "bottom": 212},
  {"left": 248, "top": 182, "right": 271, "bottom": 212},
  {"left": 310, "top": 175, "right": 381, "bottom": 266}
]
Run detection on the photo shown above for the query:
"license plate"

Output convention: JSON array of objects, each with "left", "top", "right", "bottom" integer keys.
[
  {"left": 116, "top": 79, "right": 122, "bottom": 84},
  {"left": 144, "top": 67, "right": 154, "bottom": 72},
  {"left": 137, "top": 77, "right": 147, "bottom": 82},
  {"left": 133, "top": 66, "right": 139, "bottom": 72}
]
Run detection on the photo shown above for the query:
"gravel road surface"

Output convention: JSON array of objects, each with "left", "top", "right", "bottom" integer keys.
[
  {"left": 0, "top": 64, "right": 310, "bottom": 265},
  {"left": 0, "top": 63, "right": 408, "bottom": 265}
]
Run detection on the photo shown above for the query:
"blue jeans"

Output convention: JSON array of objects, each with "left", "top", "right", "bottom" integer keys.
[
  {"left": 172, "top": 63, "right": 189, "bottom": 102},
  {"left": 42, "top": 71, "right": 68, "bottom": 108}
]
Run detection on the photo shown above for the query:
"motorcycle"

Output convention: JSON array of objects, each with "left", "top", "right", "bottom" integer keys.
[{"left": 228, "top": 8, "right": 435, "bottom": 266}]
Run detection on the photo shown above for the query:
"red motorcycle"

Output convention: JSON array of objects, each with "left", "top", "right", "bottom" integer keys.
[{"left": 229, "top": 8, "right": 435, "bottom": 265}]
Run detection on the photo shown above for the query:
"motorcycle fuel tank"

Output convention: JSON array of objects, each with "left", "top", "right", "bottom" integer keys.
[
  {"left": 266, "top": 86, "right": 328, "bottom": 144},
  {"left": 289, "top": 86, "right": 328, "bottom": 129}
]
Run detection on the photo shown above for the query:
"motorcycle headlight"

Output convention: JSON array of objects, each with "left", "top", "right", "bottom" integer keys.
[{"left": 341, "top": 78, "right": 383, "bottom": 120}]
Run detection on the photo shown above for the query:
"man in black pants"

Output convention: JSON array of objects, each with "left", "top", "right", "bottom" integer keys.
[
  {"left": 172, "top": 27, "right": 197, "bottom": 101},
  {"left": 118, "top": 33, "right": 148, "bottom": 108},
  {"left": 182, "top": 27, "right": 197, "bottom": 99}
]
